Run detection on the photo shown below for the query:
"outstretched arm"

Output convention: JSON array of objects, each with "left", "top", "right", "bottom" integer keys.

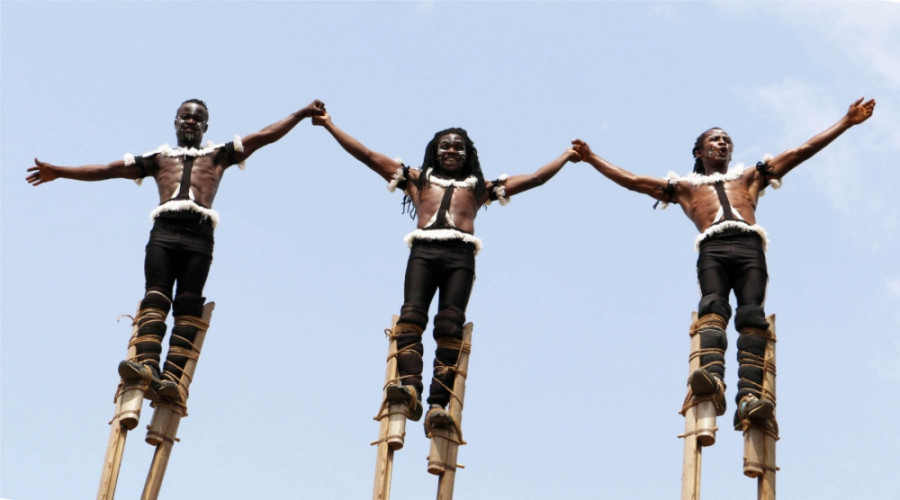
[
  {"left": 312, "top": 112, "right": 403, "bottom": 182},
  {"left": 571, "top": 138, "right": 672, "bottom": 201},
  {"left": 765, "top": 97, "right": 876, "bottom": 179},
  {"left": 236, "top": 99, "right": 327, "bottom": 163},
  {"left": 26, "top": 158, "right": 141, "bottom": 186},
  {"left": 499, "top": 148, "right": 581, "bottom": 198}
]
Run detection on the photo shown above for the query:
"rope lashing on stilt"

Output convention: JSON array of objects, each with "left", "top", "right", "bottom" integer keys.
[
  {"left": 381, "top": 327, "right": 424, "bottom": 390},
  {"left": 738, "top": 327, "right": 778, "bottom": 404},
  {"left": 681, "top": 314, "right": 728, "bottom": 415},
  {"left": 426, "top": 338, "right": 471, "bottom": 444},
  {"left": 690, "top": 313, "right": 728, "bottom": 334},
  {"left": 735, "top": 325, "right": 780, "bottom": 440}
]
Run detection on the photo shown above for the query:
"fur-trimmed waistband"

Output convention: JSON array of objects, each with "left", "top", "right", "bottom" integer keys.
[
  {"left": 404, "top": 228, "right": 482, "bottom": 255},
  {"left": 695, "top": 221, "right": 768, "bottom": 252},
  {"left": 150, "top": 200, "right": 220, "bottom": 228}
]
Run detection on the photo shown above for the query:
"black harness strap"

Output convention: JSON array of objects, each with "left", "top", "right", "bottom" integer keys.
[
  {"left": 175, "top": 156, "right": 194, "bottom": 200},
  {"left": 713, "top": 181, "right": 736, "bottom": 221},
  {"left": 433, "top": 185, "right": 455, "bottom": 228}
]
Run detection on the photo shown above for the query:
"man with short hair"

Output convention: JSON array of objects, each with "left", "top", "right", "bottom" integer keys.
[
  {"left": 572, "top": 97, "right": 875, "bottom": 428},
  {"left": 27, "top": 98, "right": 326, "bottom": 404}
]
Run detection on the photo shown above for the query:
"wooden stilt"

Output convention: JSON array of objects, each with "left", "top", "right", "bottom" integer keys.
[
  {"left": 140, "top": 302, "right": 214, "bottom": 500},
  {"left": 429, "top": 323, "right": 473, "bottom": 500},
  {"left": 680, "top": 312, "right": 705, "bottom": 500},
  {"left": 373, "top": 315, "right": 406, "bottom": 500},
  {"left": 98, "top": 304, "right": 146, "bottom": 500},
  {"left": 741, "top": 315, "right": 778, "bottom": 499}
]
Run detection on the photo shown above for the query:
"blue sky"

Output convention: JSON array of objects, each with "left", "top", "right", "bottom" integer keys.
[{"left": 2, "top": 2, "right": 898, "bottom": 499}]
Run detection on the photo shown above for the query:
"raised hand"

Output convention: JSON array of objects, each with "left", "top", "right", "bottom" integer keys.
[
  {"left": 847, "top": 97, "right": 875, "bottom": 126},
  {"left": 26, "top": 158, "right": 58, "bottom": 186}
]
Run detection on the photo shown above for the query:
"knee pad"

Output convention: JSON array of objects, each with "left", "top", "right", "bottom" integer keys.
[
  {"left": 698, "top": 294, "right": 732, "bottom": 323},
  {"left": 735, "top": 305, "right": 768, "bottom": 331},
  {"left": 172, "top": 292, "right": 205, "bottom": 318},
  {"left": 399, "top": 301, "right": 429, "bottom": 330},
  {"left": 141, "top": 289, "right": 172, "bottom": 312},
  {"left": 698, "top": 326, "right": 728, "bottom": 380},
  {"left": 433, "top": 307, "right": 465, "bottom": 340},
  {"left": 737, "top": 331, "right": 767, "bottom": 358}
]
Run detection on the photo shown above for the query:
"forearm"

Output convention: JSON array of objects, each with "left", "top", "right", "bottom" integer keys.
[
  {"left": 240, "top": 109, "right": 307, "bottom": 154},
  {"left": 769, "top": 116, "right": 854, "bottom": 177},
  {"left": 322, "top": 120, "right": 375, "bottom": 164},
  {"left": 55, "top": 161, "right": 132, "bottom": 181},
  {"left": 504, "top": 152, "right": 570, "bottom": 197},
  {"left": 585, "top": 153, "right": 665, "bottom": 198}
]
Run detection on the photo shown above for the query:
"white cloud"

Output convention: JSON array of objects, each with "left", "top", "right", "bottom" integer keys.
[{"left": 747, "top": 3, "right": 900, "bottom": 90}]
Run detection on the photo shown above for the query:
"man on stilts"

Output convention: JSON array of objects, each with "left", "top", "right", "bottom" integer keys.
[
  {"left": 572, "top": 97, "right": 875, "bottom": 429},
  {"left": 27, "top": 98, "right": 326, "bottom": 404},
  {"left": 315, "top": 109, "right": 580, "bottom": 432}
]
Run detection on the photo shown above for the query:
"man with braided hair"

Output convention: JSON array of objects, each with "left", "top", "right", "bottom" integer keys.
[
  {"left": 314, "top": 110, "right": 580, "bottom": 430},
  {"left": 572, "top": 97, "right": 875, "bottom": 429},
  {"left": 27, "top": 98, "right": 326, "bottom": 404}
]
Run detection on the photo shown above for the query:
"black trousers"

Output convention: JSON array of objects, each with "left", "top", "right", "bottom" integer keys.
[
  {"left": 397, "top": 239, "right": 476, "bottom": 407},
  {"left": 143, "top": 211, "right": 214, "bottom": 317},
  {"left": 696, "top": 230, "right": 768, "bottom": 330}
]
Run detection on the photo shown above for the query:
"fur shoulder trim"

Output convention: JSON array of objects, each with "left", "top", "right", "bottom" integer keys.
[
  {"left": 404, "top": 228, "right": 483, "bottom": 255},
  {"left": 149, "top": 200, "right": 220, "bottom": 228}
]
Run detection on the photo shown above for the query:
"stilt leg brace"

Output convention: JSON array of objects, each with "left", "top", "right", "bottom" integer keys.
[
  {"left": 158, "top": 315, "right": 208, "bottom": 406},
  {"left": 427, "top": 323, "right": 472, "bottom": 482},
  {"left": 129, "top": 305, "right": 169, "bottom": 375},
  {"left": 735, "top": 325, "right": 777, "bottom": 429},
  {"left": 429, "top": 308, "right": 466, "bottom": 408},
  {"left": 681, "top": 313, "right": 728, "bottom": 417},
  {"left": 739, "top": 316, "right": 779, "bottom": 482},
  {"left": 391, "top": 322, "right": 425, "bottom": 398}
]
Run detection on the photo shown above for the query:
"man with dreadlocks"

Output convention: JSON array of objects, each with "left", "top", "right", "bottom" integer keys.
[
  {"left": 26, "top": 98, "right": 326, "bottom": 405},
  {"left": 314, "top": 111, "right": 580, "bottom": 430},
  {"left": 572, "top": 97, "right": 875, "bottom": 430}
]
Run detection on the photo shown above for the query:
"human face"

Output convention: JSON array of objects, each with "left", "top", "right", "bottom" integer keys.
[
  {"left": 698, "top": 129, "right": 733, "bottom": 166},
  {"left": 435, "top": 133, "right": 467, "bottom": 175},
  {"left": 174, "top": 102, "right": 209, "bottom": 147}
]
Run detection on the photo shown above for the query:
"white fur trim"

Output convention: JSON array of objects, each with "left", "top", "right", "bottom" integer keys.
[
  {"left": 758, "top": 154, "right": 781, "bottom": 194},
  {"left": 124, "top": 153, "right": 144, "bottom": 185},
  {"left": 149, "top": 200, "right": 220, "bottom": 229},
  {"left": 387, "top": 164, "right": 406, "bottom": 193},
  {"left": 695, "top": 221, "right": 769, "bottom": 252},
  {"left": 424, "top": 168, "right": 477, "bottom": 189},
  {"left": 234, "top": 136, "right": 246, "bottom": 170},
  {"left": 677, "top": 164, "right": 746, "bottom": 186},
  {"left": 486, "top": 174, "right": 510, "bottom": 206},
  {"left": 654, "top": 171, "right": 683, "bottom": 210},
  {"left": 404, "top": 229, "right": 483, "bottom": 255}
]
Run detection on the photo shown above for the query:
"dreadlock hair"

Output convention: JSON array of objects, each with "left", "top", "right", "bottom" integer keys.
[
  {"left": 402, "top": 127, "right": 487, "bottom": 218},
  {"left": 177, "top": 98, "right": 209, "bottom": 116},
  {"left": 692, "top": 127, "right": 725, "bottom": 174}
]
